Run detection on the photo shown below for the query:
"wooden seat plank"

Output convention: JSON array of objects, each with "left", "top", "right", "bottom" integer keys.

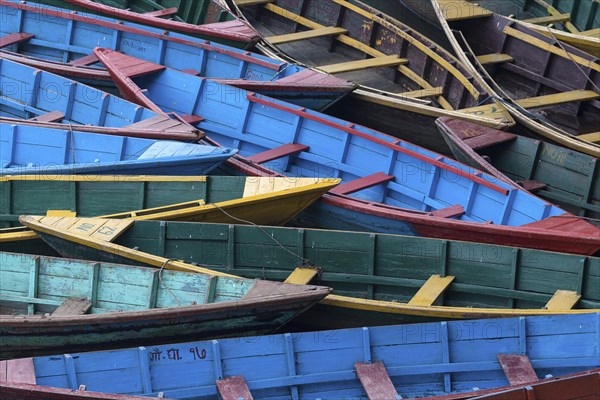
[
  {"left": 402, "top": 87, "right": 444, "bottom": 98},
  {"left": 497, "top": 354, "right": 538, "bottom": 386},
  {"left": 523, "top": 13, "right": 571, "bottom": 25},
  {"left": 67, "top": 53, "right": 100, "bottom": 66},
  {"left": 408, "top": 275, "right": 455, "bottom": 306},
  {"left": 477, "top": 53, "right": 515, "bottom": 65},
  {"left": 518, "top": 180, "right": 548, "bottom": 192},
  {"left": 545, "top": 290, "right": 581, "bottom": 310},
  {"left": 284, "top": 267, "right": 318, "bottom": 285},
  {"left": 329, "top": 172, "right": 394, "bottom": 195},
  {"left": 28, "top": 111, "right": 65, "bottom": 123},
  {"left": 179, "top": 114, "right": 205, "bottom": 124},
  {"left": 267, "top": 27, "right": 348, "bottom": 44},
  {"left": 235, "top": 0, "right": 273, "bottom": 5},
  {"left": 515, "top": 90, "right": 600, "bottom": 109},
  {"left": 51, "top": 297, "right": 92, "bottom": 316},
  {"left": 46, "top": 210, "right": 77, "bottom": 217},
  {"left": 216, "top": 375, "right": 254, "bottom": 400},
  {"left": 247, "top": 143, "right": 309, "bottom": 164},
  {"left": 438, "top": 0, "right": 492, "bottom": 21},
  {"left": 319, "top": 56, "right": 408, "bottom": 74},
  {"left": 578, "top": 132, "right": 600, "bottom": 144},
  {"left": 430, "top": 205, "right": 465, "bottom": 219},
  {"left": 1, "top": 358, "right": 36, "bottom": 384},
  {"left": 143, "top": 7, "right": 178, "bottom": 18},
  {"left": 0, "top": 32, "right": 34, "bottom": 49},
  {"left": 355, "top": 362, "right": 399, "bottom": 400}
]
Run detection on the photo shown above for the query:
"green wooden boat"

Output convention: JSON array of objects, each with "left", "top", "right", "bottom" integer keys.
[
  {"left": 28, "top": 0, "right": 260, "bottom": 48},
  {"left": 0, "top": 175, "right": 339, "bottom": 254},
  {"left": 21, "top": 217, "right": 600, "bottom": 330},
  {"left": 0, "top": 251, "right": 329, "bottom": 359},
  {"left": 436, "top": 117, "right": 599, "bottom": 220}
]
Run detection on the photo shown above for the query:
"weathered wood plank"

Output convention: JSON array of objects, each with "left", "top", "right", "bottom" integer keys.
[
  {"left": 0, "top": 32, "right": 34, "bottom": 49},
  {"left": 28, "top": 111, "right": 65, "bottom": 123},
  {"left": 515, "top": 90, "right": 600, "bottom": 109},
  {"left": 235, "top": 0, "right": 273, "bottom": 5},
  {"left": 142, "top": 7, "right": 178, "bottom": 18},
  {"left": 216, "top": 375, "right": 254, "bottom": 400},
  {"left": 477, "top": 53, "right": 514, "bottom": 65},
  {"left": 408, "top": 275, "right": 455, "bottom": 306},
  {"left": 430, "top": 205, "right": 465, "bottom": 219},
  {"left": 330, "top": 173, "right": 394, "bottom": 195},
  {"left": 267, "top": 27, "right": 348, "bottom": 44},
  {"left": 247, "top": 143, "right": 309, "bottom": 164},
  {"left": 355, "top": 362, "right": 399, "bottom": 400},
  {"left": 319, "top": 56, "right": 408, "bottom": 74},
  {"left": 67, "top": 53, "right": 99, "bottom": 66},
  {"left": 545, "top": 290, "right": 581, "bottom": 310},
  {"left": 46, "top": 210, "right": 77, "bottom": 217},
  {"left": 284, "top": 267, "right": 318, "bottom": 285},
  {"left": 523, "top": 13, "right": 571, "bottom": 25},
  {"left": 578, "top": 132, "right": 600, "bottom": 144},
  {"left": 51, "top": 297, "right": 92, "bottom": 316},
  {"left": 497, "top": 354, "right": 538, "bottom": 386}
]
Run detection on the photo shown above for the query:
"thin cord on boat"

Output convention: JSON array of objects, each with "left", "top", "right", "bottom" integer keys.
[
  {"left": 157, "top": 258, "right": 182, "bottom": 306},
  {"left": 541, "top": 26, "right": 600, "bottom": 93},
  {"left": 212, "top": 203, "right": 313, "bottom": 265}
]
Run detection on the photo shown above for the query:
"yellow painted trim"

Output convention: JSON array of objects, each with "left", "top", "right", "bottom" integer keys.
[
  {"left": 0, "top": 175, "right": 208, "bottom": 183},
  {"left": 284, "top": 267, "right": 319, "bottom": 285}
]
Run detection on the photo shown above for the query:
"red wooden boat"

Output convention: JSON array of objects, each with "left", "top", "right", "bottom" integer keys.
[{"left": 95, "top": 48, "right": 600, "bottom": 255}]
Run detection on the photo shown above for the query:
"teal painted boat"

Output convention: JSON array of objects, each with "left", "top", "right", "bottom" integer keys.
[
  {"left": 19, "top": 217, "right": 600, "bottom": 329},
  {"left": 0, "top": 251, "right": 330, "bottom": 359},
  {"left": 26, "top": 0, "right": 260, "bottom": 48},
  {"left": 436, "top": 117, "right": 599, "bottom": 220}
]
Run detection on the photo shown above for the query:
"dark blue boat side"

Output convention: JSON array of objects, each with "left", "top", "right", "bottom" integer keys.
[
  {"left": 9, "top": 314, "right": 600, "bottom": 399},
  {"left": 0, "top": 122, "right": 236, "bottom": 175},
  {"left": 0, "top": 0, "right": 355, "bottom": 110}
]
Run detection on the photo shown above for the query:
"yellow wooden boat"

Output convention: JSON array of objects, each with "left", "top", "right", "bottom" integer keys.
[
  {"left": 20, "top": 216, "right": 600, "bottom": 327},
  {"left": 0, "top": 175, "right": 339, "bottom": 245}
]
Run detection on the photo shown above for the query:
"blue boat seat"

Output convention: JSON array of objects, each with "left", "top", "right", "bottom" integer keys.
[
  {"left": 355, "top": 362, "right": 400, "bottom": 400},
  {"left": 247, "top": 143, "right": 309, "bottom": 164},
  {"left": 0, "top": 32, "right": 34, "bottom": 49},
  {"left": 497, "top": 354, "right": 539, "bottom": 386},
  {"left": 330, "top": 172, "right": 394, "bottom": 196},
  {"left": 216, "top": 375, "right": 254, "bottom": 400}
]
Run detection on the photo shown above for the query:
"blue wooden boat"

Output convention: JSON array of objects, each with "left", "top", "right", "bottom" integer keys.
[
  {"left": 97, "top": 48, "right": 600, "bottom": 255},
  {"left": 0, "top": 0, "right": 355, "bottom": 110},
  {"left": 0, "top": 251, "right": 330, "bottom": 359},
  {"left": 0, "top": 122, "right": 236, "bottom": 175},
  {"left": 0, "top": 57, "right": 202, "bottom": 141},
  {"left": 2, "top": 313, "right": 598, "bottom": 399}
]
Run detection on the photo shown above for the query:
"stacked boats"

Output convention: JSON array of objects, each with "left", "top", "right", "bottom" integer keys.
[{"left": 0, "top": 0, "right": 598, "bottom": 398}]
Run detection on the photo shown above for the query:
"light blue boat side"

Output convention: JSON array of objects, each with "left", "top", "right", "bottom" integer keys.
[
  {"left": 0, "top": 122, "right": 236, "bottom": 175},
  {"left": 28, "top": 313, "right": 600, "bottom": 398},
  {"left": 0, "top": 0, "right": 354, "bottom": 110}
]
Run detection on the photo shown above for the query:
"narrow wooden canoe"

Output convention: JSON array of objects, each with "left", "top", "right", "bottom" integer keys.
[
  {"left": 232, "top": 0, "right": 514, "bottom": 154},
  {"left": 436, "top": 117, "right": 600, "bottom": 220},
  {"left": 97, "top": 48, "right": 600, "bottom": 255},
  {"left": 0, "top": 251, "right": 330, "bottom": 359},
  {"left": 471, "top": 370, "right": 600, "bottom": 400},
  {"left": 429, "top": 0, "right": 600, "bottom": 157},
  {"left": 27, "top": 0, "right": 260, "bottom": 49},
  {"left": 0, "top": 175, "right": 339, "bottom": 250},
  {"left": 0, "top": 56, "right": 202, "bottom": 141},
  {"left": 3, "top": 314, "right": 599, "bottom": 398},
  {"left": 0, "top": 122, "right": 236, "bottom": 176},
  {"left": 0, "top": 0, "right": 356, "bottom": 110},
  {"left": 18, "top": 218, "right": 600, "bottom": 328}
]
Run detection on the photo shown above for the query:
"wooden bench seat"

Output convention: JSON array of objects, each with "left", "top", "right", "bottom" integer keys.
[
  {"left": 51, "top": 297, "right": 92, "bottom": 316},
  {"left": 523, "top": 13, "right": 571, "bottom": 25},
  {"left": 430, "top": 205, "right": 465, "bottom": 219},
  {"left": 143, "top": 7, "right": 178, "bottom": 18},
  {"left": 267, "top": 27, "right": 348, "bottom": 44},
  {"left": 477, "top": 53, "right": 514, "bottom": 65},
  {"left": 284, "top": 267, "right": 319, "bottom": 285},
  {"left": 545, "top": 289, "right": 581, "bottom": 310},
  {"left": 578, "top": 132, "right": 600, "bottom": 144},
  {"left": 355, "top": 362, "right": 399, "bottom": 400},
  {"left": 235, "top": 0, "right": 273, "bottom": 6},
  {"left": 319, "top": 56, "right": 408, "bottom": 74},
  {"left": 217, "top": 376, "right": 254, "bottom": 400},
  {"left": 515, "top": 90, "right": 600, "bottom": 109},
  {"left": 68, "top": 53, "right": 100, "bottom": 67},
  {"left": 329, "top": 172, "right": 394, "bottom": 195},
  {"left": 497, "top": 354, "right": 538, "bottom": 386},
  {"left": 0, "top": 32, "right": 34, "bottom": 49},
  {"left": 518, "top": 180, "right": 548, "bottom": 192},
  {"left": 408, "top": 275, "right": 455, "bottom": 306},
  {"left": 247, "top": 143, "right": 309, "bottom": 164},
  {"left": 402, "top": 87, "right": 444, "bottom": 98},
  {"left": 28, "top": 111, "right": 65, "bottom": 123}
]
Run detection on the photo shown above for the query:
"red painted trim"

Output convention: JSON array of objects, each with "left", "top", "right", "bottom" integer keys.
[
  {"left": 0, "top": 1, "right": 278, "bottom": 70},
  {"left": 246, "top": 93, "right": 509, "bottom": 195}
]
